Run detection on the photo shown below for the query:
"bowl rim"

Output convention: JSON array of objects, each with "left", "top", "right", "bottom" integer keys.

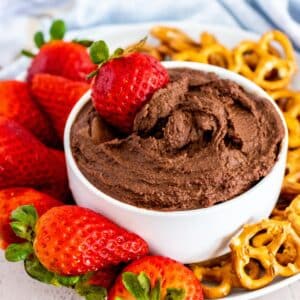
[{"left": 64, "top": 61, "right": 288, "bottom": 218}]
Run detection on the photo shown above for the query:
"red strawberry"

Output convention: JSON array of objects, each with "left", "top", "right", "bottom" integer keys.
[
  {"left": 0, "top": 80, "right": 57, "bottom": 146},
  {"left": 27, "top": 41, "right": 96, "bottom": 83},
  {"left": 108, "top": 256, "right": 204, "bottom": 300},
  {"left": 0, "top": 188, "right": 62, "bottom": 249},
  {"left": 88, "top": 266, "right": 120, "bottom": 290},
  {"left": 91, "top": 51, "right": 169, "bottom": 133},
  {"left": 31, "top": 74, "right": 89, "bottom": 140},
  {"left": 0, "top": 117, "right": 68, "bottom": 200},
  {"left": 33, "top": 206, "right": 149, "bottom": 275}
]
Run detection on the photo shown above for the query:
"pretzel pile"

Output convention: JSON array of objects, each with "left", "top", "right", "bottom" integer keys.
[{"left": 191, "top": 195, "right": 300, "bottom": 299}]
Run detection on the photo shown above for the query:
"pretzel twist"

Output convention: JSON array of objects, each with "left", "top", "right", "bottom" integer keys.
[
  {"left": 191, "top": 256, "right": 259, "bottom": 299},
  {"left": 230, "top": 219, "right": 300, "bottom": 290}
]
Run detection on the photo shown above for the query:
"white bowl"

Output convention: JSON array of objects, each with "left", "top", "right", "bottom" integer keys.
[{"left": 64, "top": 61, "right": 288, "bottom": 263}]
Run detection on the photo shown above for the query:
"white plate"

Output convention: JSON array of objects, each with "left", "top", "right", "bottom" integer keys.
[{"left": 1, "top": 21, "right": 300, "bottom": 300}]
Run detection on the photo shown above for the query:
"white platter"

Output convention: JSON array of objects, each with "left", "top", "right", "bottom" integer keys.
[{"left": 0, "top": 21, "right": 299, "bottom": 300}]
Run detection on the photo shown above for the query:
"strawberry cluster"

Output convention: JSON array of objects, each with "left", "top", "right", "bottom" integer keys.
[{"left": 0, "top": 20, "right": 203, "bottom": 300}]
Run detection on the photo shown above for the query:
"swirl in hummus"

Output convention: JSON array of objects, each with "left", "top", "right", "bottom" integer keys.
[{"left": 71, "top": 68, "right": 284, "bottom": 211}]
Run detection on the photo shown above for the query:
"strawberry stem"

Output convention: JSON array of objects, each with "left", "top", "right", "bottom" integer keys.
[
  {"left": 124, "top": 36, "right": 147, "bottom": 55},
  {"left": 86, "top": 69, "right": 99, "bottom": 80}
]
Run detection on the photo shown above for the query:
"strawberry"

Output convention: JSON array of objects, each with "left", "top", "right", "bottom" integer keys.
[
  {"left": 0, "top": 188, "right": 62, "bottom": 249},
  {"left": 90, "top": 40, "right": 169, "bottom": 133},
  {"left": 25, "top": 20, "right": 96, "bottom": 83},
  {"left": 88, "top": 265, "right": 120, "bottom": 290},
  {"left": 33, "top": 205, "right": 149, "bottom": 275},
  {"left": 0, "top": 117, "right": 68, "bottom": 200},
  {"left": 108, "top": 256, "right": 204, "bottom": 300},
  {"left": 0, "top": 80, "right": 58, "bottom": 146},
  {"left": 27, "top": 41, "right": 96, "bottom": 83},
  {"left": 31, "top": 74, "right": 89, "bottom": 140},
  {"left": 5, "top": 205, "right": 148, "bottom": 300}
]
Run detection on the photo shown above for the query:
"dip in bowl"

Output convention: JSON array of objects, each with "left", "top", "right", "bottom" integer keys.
[{"left": 65, "top": 61, "right": 287, "bottom": 263}]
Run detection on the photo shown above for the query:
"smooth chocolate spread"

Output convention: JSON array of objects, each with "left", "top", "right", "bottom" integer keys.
[{"left": 71, "top": 68, "right": 284, "bottom": 211}]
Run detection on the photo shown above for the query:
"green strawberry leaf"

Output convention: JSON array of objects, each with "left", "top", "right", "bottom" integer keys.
[
  {"left": 138, "top": 272, "right": 151, "bottom": 294},
  {"left": 54, "top": 274, "right": 80, "bottom": 287},
  {"left": 34, "top": 31, "right": 45, "bottom": 48},
  {"left": 11, "top": 247, "right": 106, "bottom": 300},
  {"left": 25, "top": 255, "right": 81, "bottom": 288},
  {"left": 10, "top": 205, "right": 38, "bottom": 241},
  {"left": 21, "top": 49, "right": 35, "bottom": 58},
  {"left": 150, "top": 279, "right": 161, "bottom": 300},
  {"left": 77, "top": 285, "right": 107, "bottom": 300},
  {"left": 5, "top": 242, "right": 33, "bottom": 262},
  {"left": 76, "top": 277, "right": 107, "bottom": 300},
  {"left": 165, "top": 288, "right": 185, "bottom": 300},
  {"left": 72, "top": 39, "right": 94, "bottom": 47},
  {"left": 122, "top": 272, "right": 148, "bottom": 300},
  {"left": 90, "top": 40, "right": 110, "bottom": 64},
  {"left": 112, "top": 47, "right": 124, "bottom": 57},
  {"left": 25, "top": 255, "right": 54, "bottom": 284},
  {"left": 50, "top": 19, "right": 66, "bottom": 40}
]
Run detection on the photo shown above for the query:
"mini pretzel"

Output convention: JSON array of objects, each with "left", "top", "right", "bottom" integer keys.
[
  {"left": 200, "top": 32, "right": 218, "bottom": 46},
  {"left": 259, "top": 30, "right": 295, "bottom": 63},
  {"left": 285, "top": 114, "right": 300, "bottom": 148},
  {"left": 252, "top": 56, "right": 295, "bottom": 90},
  {"left": 230, "top": 219, "right": 300, "bottom": 290},
  {"left": 271, "top": 198, "right": 292, "bottom": 220},
  {"left": 191, "top": 256, "right": 259, "bottom": 299},
  {"left": 232, "top": 41, "right": 261, "bottom": 75},
  {"left": 126, "top": 43, "right": 163, "bottom": 60},
  {"left": 252, "top": 231, "right": 297, "bottom": 266},
  {"left": 252, "top": 30, "right": 296, "bottom": 90},
  {"left": 150, "top": 26, "right": 199, "bottom": 51},
  {"left": 282, "top": 149, "right": 300, "bottom": 197},
  {"left": 172, "top": 44, "right": 233, "bottom": 69},
  {"left": 269, "top": 89, "right": 300, "bottom": 112},
  {"left": 286, "top": 195, "right": 300, "bottom": 235},
  {"left": 283, "top": 95, "right": 300, "bottom": 148}
]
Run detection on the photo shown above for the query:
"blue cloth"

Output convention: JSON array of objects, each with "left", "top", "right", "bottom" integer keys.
[{"left": 1, "top": 0, "right": 300, "bottom": 78}]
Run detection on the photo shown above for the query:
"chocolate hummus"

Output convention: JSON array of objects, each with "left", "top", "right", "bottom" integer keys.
[{"left": 71, "top": 68, "right": 284, "bottom": 211}]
